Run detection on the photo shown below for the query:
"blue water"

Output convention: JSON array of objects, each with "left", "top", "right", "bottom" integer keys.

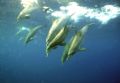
[{"left": 0, "top": 0, "right": 120, "bottom": 83}]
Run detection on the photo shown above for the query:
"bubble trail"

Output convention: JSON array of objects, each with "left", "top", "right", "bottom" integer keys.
[{"left": 51, "top": 2, "right": 120, "bottom": 24}]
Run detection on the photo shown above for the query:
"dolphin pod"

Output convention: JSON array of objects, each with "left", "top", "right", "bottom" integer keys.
[
  {"left": 16, "top": 18, "right": 93, "bottom": 63},
  {"left": 16, "top": 1, "right": 94, "bottom": 63}
]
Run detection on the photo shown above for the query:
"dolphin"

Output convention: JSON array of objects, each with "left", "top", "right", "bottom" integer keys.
[
  {"left": 46, "top": 14, "right": 73, "bottom": 46},
  {"left": 24, "top": 25, "right": 41, "bottom": 44},
  {"left": 46, "top": 25, "right": 69, "bottom": 56},
  {"left": 17, "top": 1, "right": 40, "bottom": 21},
  {"left": 61, "top": 23, "right": 93, "bottom": 63}
]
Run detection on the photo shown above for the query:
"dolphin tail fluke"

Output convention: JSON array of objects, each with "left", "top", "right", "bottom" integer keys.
[
  {"left": 45, "top": 46, "right": 51, "bottom": 57},
  {"left": 61, "top": 53, "right": 68, "bottom": 64},
  {"left": 61, "top": 56, "right": 65, "bottom": 64},
  {"left": 45, "top": 49, "right": 49, "bottom": 57}
]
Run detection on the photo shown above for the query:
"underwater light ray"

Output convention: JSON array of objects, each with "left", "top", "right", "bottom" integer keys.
[{"left": 51, "top": 2, "right": 120, "bottom": 24}]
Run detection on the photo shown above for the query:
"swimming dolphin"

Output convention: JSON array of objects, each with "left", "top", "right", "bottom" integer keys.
[
  {"left": 61, "top": 23, "right": 93, "bottom": 63},
  {"left": 24, "top": 25, "right": 41, "bottom": 44},
  {"left": 46, "top": 14, "right": 73, "bottom": 46},
  {"left": 46, "top": 25, "right": 69, "bottom": 56},
  {"left": 17, "top": 1, "right": 40, "bottom": 21}
]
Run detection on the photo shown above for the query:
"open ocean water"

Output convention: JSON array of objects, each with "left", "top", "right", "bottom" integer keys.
[{"left": 0, "top": 0, "right": 120, "bottom": 83}]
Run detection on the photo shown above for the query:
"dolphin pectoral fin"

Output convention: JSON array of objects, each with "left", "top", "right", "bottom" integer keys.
[
  {"left": 16, "top": 30, "right": 21, "bottom": 36},
  {"left": 24, "top": 14, "right": 30, "bottom": 19},
  {"left": 25, "top": 37, "right": 34, "bottom": 44},
  {"left": 59, "top": 42, "right": 66, "bottom": 46},
  {"left": 53, "top": 46, "right": 57, "bottom": 49},
  {"left": 19, "top": 37, "right": 24, "bottom": 41},
  {"left": 79, "top": 48, "right": 86, "bottom": 51},
  {"left": 30, "top": 37, "right": 34, "bottom": 41}
]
